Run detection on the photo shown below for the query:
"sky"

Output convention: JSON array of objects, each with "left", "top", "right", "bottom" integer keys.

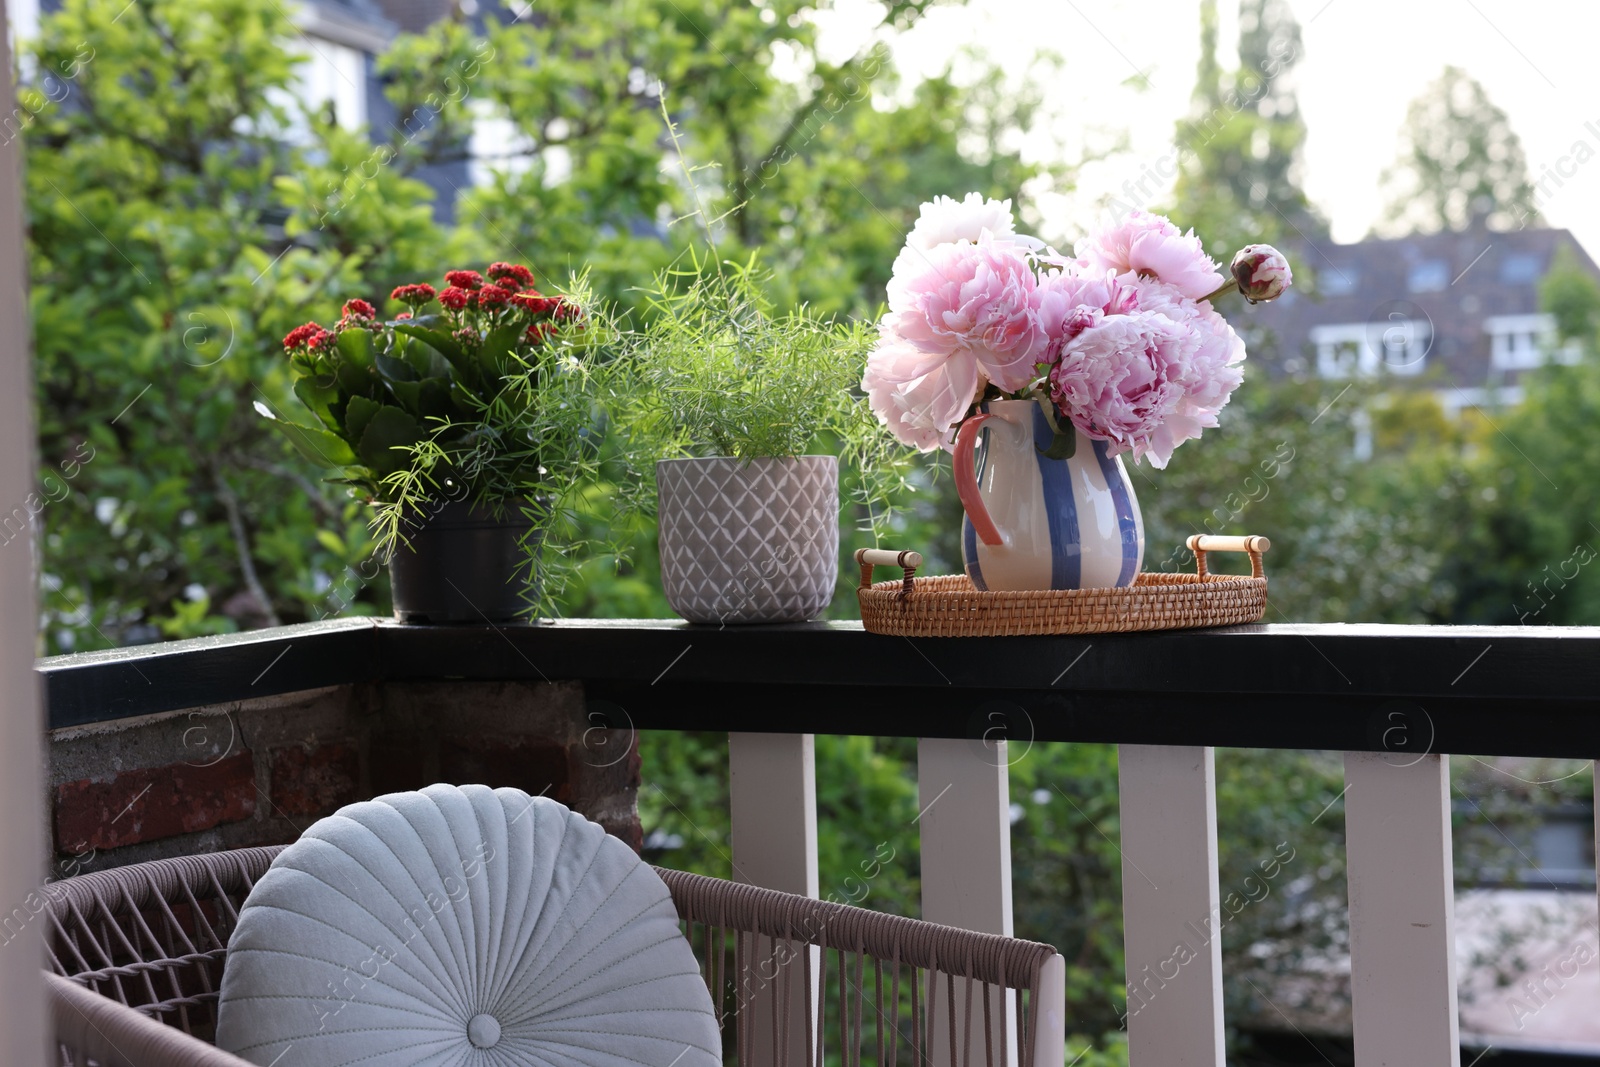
[{"left": 813, "top": 0, "right": 1600, "bottom": 254}]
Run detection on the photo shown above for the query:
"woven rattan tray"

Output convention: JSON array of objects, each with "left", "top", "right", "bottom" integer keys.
[{"left": 855, "top": 535, "right": 1269, "bottom": 637}]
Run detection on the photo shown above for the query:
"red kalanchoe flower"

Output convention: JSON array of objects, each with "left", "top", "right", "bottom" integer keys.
[
  {"left": 395, "top": 311, "right": 413, "bottom": 320},
  {"left": 552, "top": 298, "right": 582, "bottom": 321},
  {"left": 525, "top": 322, "right": 553, "bottom": 345},
  {"left": 439, "top": 286, "right": 473, "bottom": 311},
  {"left": 487, "top": 262, "right": 535, "bottom": 289},
  {"left": 306, "top": 328, "right": 336, "bottom": 353},
  {"left": 444, "top": 270, "right": 483, "bottom": 290},
  {"left": 341, "top": 298, "right": 377, "bottom": 322},
  {"left": 512, "top": 293, "right": 560, "bottom": 315},
  {"left": 475, "top": 285, "right": 510, "bottom": 309},
  {"left": 282, "top": 322, "right": 323, "bottom": 351},
  {"left": 391, "top": 283, "right": 436, "bottom": 307}
]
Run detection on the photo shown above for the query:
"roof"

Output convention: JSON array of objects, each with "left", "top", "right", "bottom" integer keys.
[
  {"left": 1237, "top": 226, "right": 1600, "bottom": 390},
  {"left": 369, "top": 0, "right": 459, "bottom": 34}
]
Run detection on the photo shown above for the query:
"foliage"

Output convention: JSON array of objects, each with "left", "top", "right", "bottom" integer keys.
[
  {"left": 26, "top": 0, "right": 1053, "bottom": 647},
  {"left": 1171, "top": 0, "right": 1321, "bottom": 259},
  {"left": 263, "top": 267, "right": 623, "bottom": 614},
  {"left": 436, "top": 0, "right": 1063, "bottom": 317},
  {"left": 24, "top": 0, "right": 446, "bottom": 649},
  {"left": 271, "top": 272, "right": 577, "bottom": 498},
  {"left": 627, "top": 249, "right": 871, "bottom": 461},
  {"left": 1376, "top": 66, "right": 1540, "bottom": 235}
]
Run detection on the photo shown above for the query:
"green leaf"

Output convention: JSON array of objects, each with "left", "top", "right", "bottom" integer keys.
[
  {"left": 374, "top": 353, "right": 418, "bottom": 383},
  {"left": 393, "top": 321, "right": 466, "bottom": 363},
  {"left": 416, "top": 379, "right": 454, "bottom": 422},
  {"left": 477, "top": 324, "right": 524, "bottom": 379},
  {"left": 1036, "top": 402, "right": 1077, "bottom": 460},
  {"left": 336, "top": 359, "right": 372, "bottom": 396},
  {"left": 383, "top": 378, "right": 421, "bottom": 411},
  {"left": 1037, "top": 426, "right": 1077, "bottom": 461},
  {"left": 336, "top": 327, "right": 374, "bottom": 369},
  {"left": 356, "top": 406, "right": 423, "bottom": 479},
  {"left": 293, "top": 377, "right": 341, "bottom": 432},
  {"left": 344, "top": 394, "right": 381, "bottom": 443},
  {"left": 315, "top": 529, "right": 346, "bottom": 555},
  {"left": 269, "top": 419, "right": 359, "bottom": 469}
]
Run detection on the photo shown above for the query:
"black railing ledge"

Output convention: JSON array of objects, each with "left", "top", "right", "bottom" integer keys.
[{"left": 37, "top": 618, "right": 1600, "bottom": 759}]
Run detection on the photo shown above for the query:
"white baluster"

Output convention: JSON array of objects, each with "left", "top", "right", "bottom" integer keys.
[
  {"left": 729, "top": 733, "right": 818, "bottom": 1067},
  {"left": 918, "top": 737, "right": 1016, "bottom": 1067},
  {"left": 1345, "top": 751, "right": 1461, "bottom": 1067},
  {"left": 1118, "top": 745, "right": 1226, "bottom": 1067}
]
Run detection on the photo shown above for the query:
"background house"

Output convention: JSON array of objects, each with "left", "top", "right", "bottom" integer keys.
[{"left": 1244, "top": 226, "right": 1600, "bottom": 417}]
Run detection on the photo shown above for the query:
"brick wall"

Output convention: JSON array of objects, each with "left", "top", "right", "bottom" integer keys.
[{"left": 47, "top": 680, "right": 641, "bottom": 874}]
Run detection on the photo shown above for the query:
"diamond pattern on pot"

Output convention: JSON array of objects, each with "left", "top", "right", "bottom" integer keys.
[{"left": 658, "top": 455, "right": 839, "bottom": 624}]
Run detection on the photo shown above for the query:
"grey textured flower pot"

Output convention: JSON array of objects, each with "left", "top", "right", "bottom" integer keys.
[{"left": 657, "top": 455, "right": 839, "bottom": 624}]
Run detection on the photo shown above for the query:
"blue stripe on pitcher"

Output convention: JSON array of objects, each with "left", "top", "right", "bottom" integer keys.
[
  {"left": 1032, "top": 402, "right": 1080, "bottom": 589},
  {"left": 963, "top": 514, "right": 987, "bottom": 591},
  {"left": 1091, "top": 439, "right": 1141, "bottom": 587}
]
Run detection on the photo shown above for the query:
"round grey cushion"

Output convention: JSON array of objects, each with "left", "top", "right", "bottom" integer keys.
[{"left": 216, "top": 784, "right": 721, "bottom": 1067}]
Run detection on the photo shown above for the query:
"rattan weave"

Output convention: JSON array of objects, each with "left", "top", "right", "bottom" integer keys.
[
  {"left": 856, "top": 535, "right": 1270, "bottom": 637},
  {"left": 44, "top": 845, "right": 1064, "bottom": 1067}
]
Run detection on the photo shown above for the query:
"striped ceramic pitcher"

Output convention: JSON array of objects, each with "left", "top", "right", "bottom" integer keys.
[{"left": 954, "top": 398, "right": 1145, "bottom": 591}]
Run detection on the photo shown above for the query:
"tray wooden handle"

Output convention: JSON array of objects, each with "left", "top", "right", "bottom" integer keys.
[
  {"left": 855, "top": 548, "right": 923, "bottom": 593},
  {"left": 1186, "top": 534, "right": 1270, "bottom": 579}
]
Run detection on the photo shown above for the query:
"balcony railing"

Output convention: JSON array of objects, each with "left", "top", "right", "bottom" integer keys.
[{"left": 37, "top": 618, "right": 1600, "bottom": 1066}]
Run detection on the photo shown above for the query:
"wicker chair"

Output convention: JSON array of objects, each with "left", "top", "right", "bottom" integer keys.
[{"left": 44, "top": 846, "right": 1065, "bottom": 1067}]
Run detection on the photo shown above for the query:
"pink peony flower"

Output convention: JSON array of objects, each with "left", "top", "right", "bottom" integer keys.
[
  {"left": 862, "top": 330, "right": 979, "bottom": 452},
  {"left": 890, "top": 195, "right": 1045, "bottom": 306},
  {"left": 1047, "top": 276, "right": 1244, "bottom": 467},
  {"left": 1035, "top": 264, "right": 1140, "bottom": 343},
  {"left": 1231, "top": 244, "right": 1293, "bottom": 303},
  {"left": 1076, "top": 211, "right": 1225, "bottom": 301},
  {"left": 1131, "top": 278, "right": 1245, "bottom": 413},
  {"left": 1048, "top": 312, "right": 1192, "bottom": 467},
  {"left": 879, "top": 235, "right": 1047, "bottom": 394},
  {"left": 904, "top": 192, "right": 1019, "bottom": 252}
]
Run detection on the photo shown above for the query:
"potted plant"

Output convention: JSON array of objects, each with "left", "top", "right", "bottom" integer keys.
[
  {"left": 863, "top": 194, "right": 1293, "bottom": 592},
  {"left": 262, "top": 263, "right": 604, "bottom": 622},
  {"left": 624, "top": 255, "right": 883, "bottom": 625}
]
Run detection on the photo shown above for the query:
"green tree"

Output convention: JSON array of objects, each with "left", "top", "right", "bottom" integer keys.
[
  {"left": 25, "top": 0, "right": 444, "bottom": 651},
  {"left": 428, "top": 0, "right": 1061, "bottom": 316},
  {"left": 1376, "top": 66, "right": 1540, "bottom": 235},
  {"left": 1169, "top": 0, "right": 1318, "bottom": 256},
  {"left": 25, "top": 0, "right": 1056, "bottom": 647},
  {"left": 1429, "top": 247, "right": 1600, "bottom": 626}
]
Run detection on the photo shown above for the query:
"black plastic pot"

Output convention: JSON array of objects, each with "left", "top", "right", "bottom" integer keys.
[{"left": 387, "top": 501, "right": 541, "bottom": 623}]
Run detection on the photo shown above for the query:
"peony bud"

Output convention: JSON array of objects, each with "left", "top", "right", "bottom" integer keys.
[{"left": 1230, "top": 244, "right": 1293, "bottom": 303}]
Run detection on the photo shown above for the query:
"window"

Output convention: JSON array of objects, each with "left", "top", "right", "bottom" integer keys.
[
  {"left": 1487, "top": 313, "right": 1565, "bottom": 370},
  {"left": 1311, "top": 324, "right": 1369, "bottom": 378},
  {"left": 1319, "top": 268, "right": 1359, "bottom": 296},
  {"left": 468, "top": 100, "right": 537, "bottom": 186},
  {"left": 1310, "top": 321, "right": 1431, "bottom": 379},
  {"left": 293, "top": 39, "right": 368, "bottom": 132},
  {"left": 1498, "top": 253, "right": 1542, "bottom": 285},
  {"left": 1407, "top": 259, "right": 1449, "bottom": 293}
]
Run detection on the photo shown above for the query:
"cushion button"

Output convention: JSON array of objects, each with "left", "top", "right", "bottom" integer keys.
[{"left": 467, "top": 1013, "right": 501, "bottom": 1048}]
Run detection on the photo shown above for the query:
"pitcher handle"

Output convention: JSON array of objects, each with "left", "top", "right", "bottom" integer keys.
[{"left": 954, "top": 413, "right": 1004, "bottom": 547}]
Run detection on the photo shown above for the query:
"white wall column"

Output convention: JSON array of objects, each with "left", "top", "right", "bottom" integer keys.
[
  {"left": 1345, "top": 751, "right": 1461, "bottom": 1067},
  {"left": 729, "top": 732, "right": 818, "bottom": 1067},
  {"left": 1118, "top": 744, "right": 1226, "bottom": 1067},
  {"left": 0, "top": 0, "right": 48, "bottom": 1058}
]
